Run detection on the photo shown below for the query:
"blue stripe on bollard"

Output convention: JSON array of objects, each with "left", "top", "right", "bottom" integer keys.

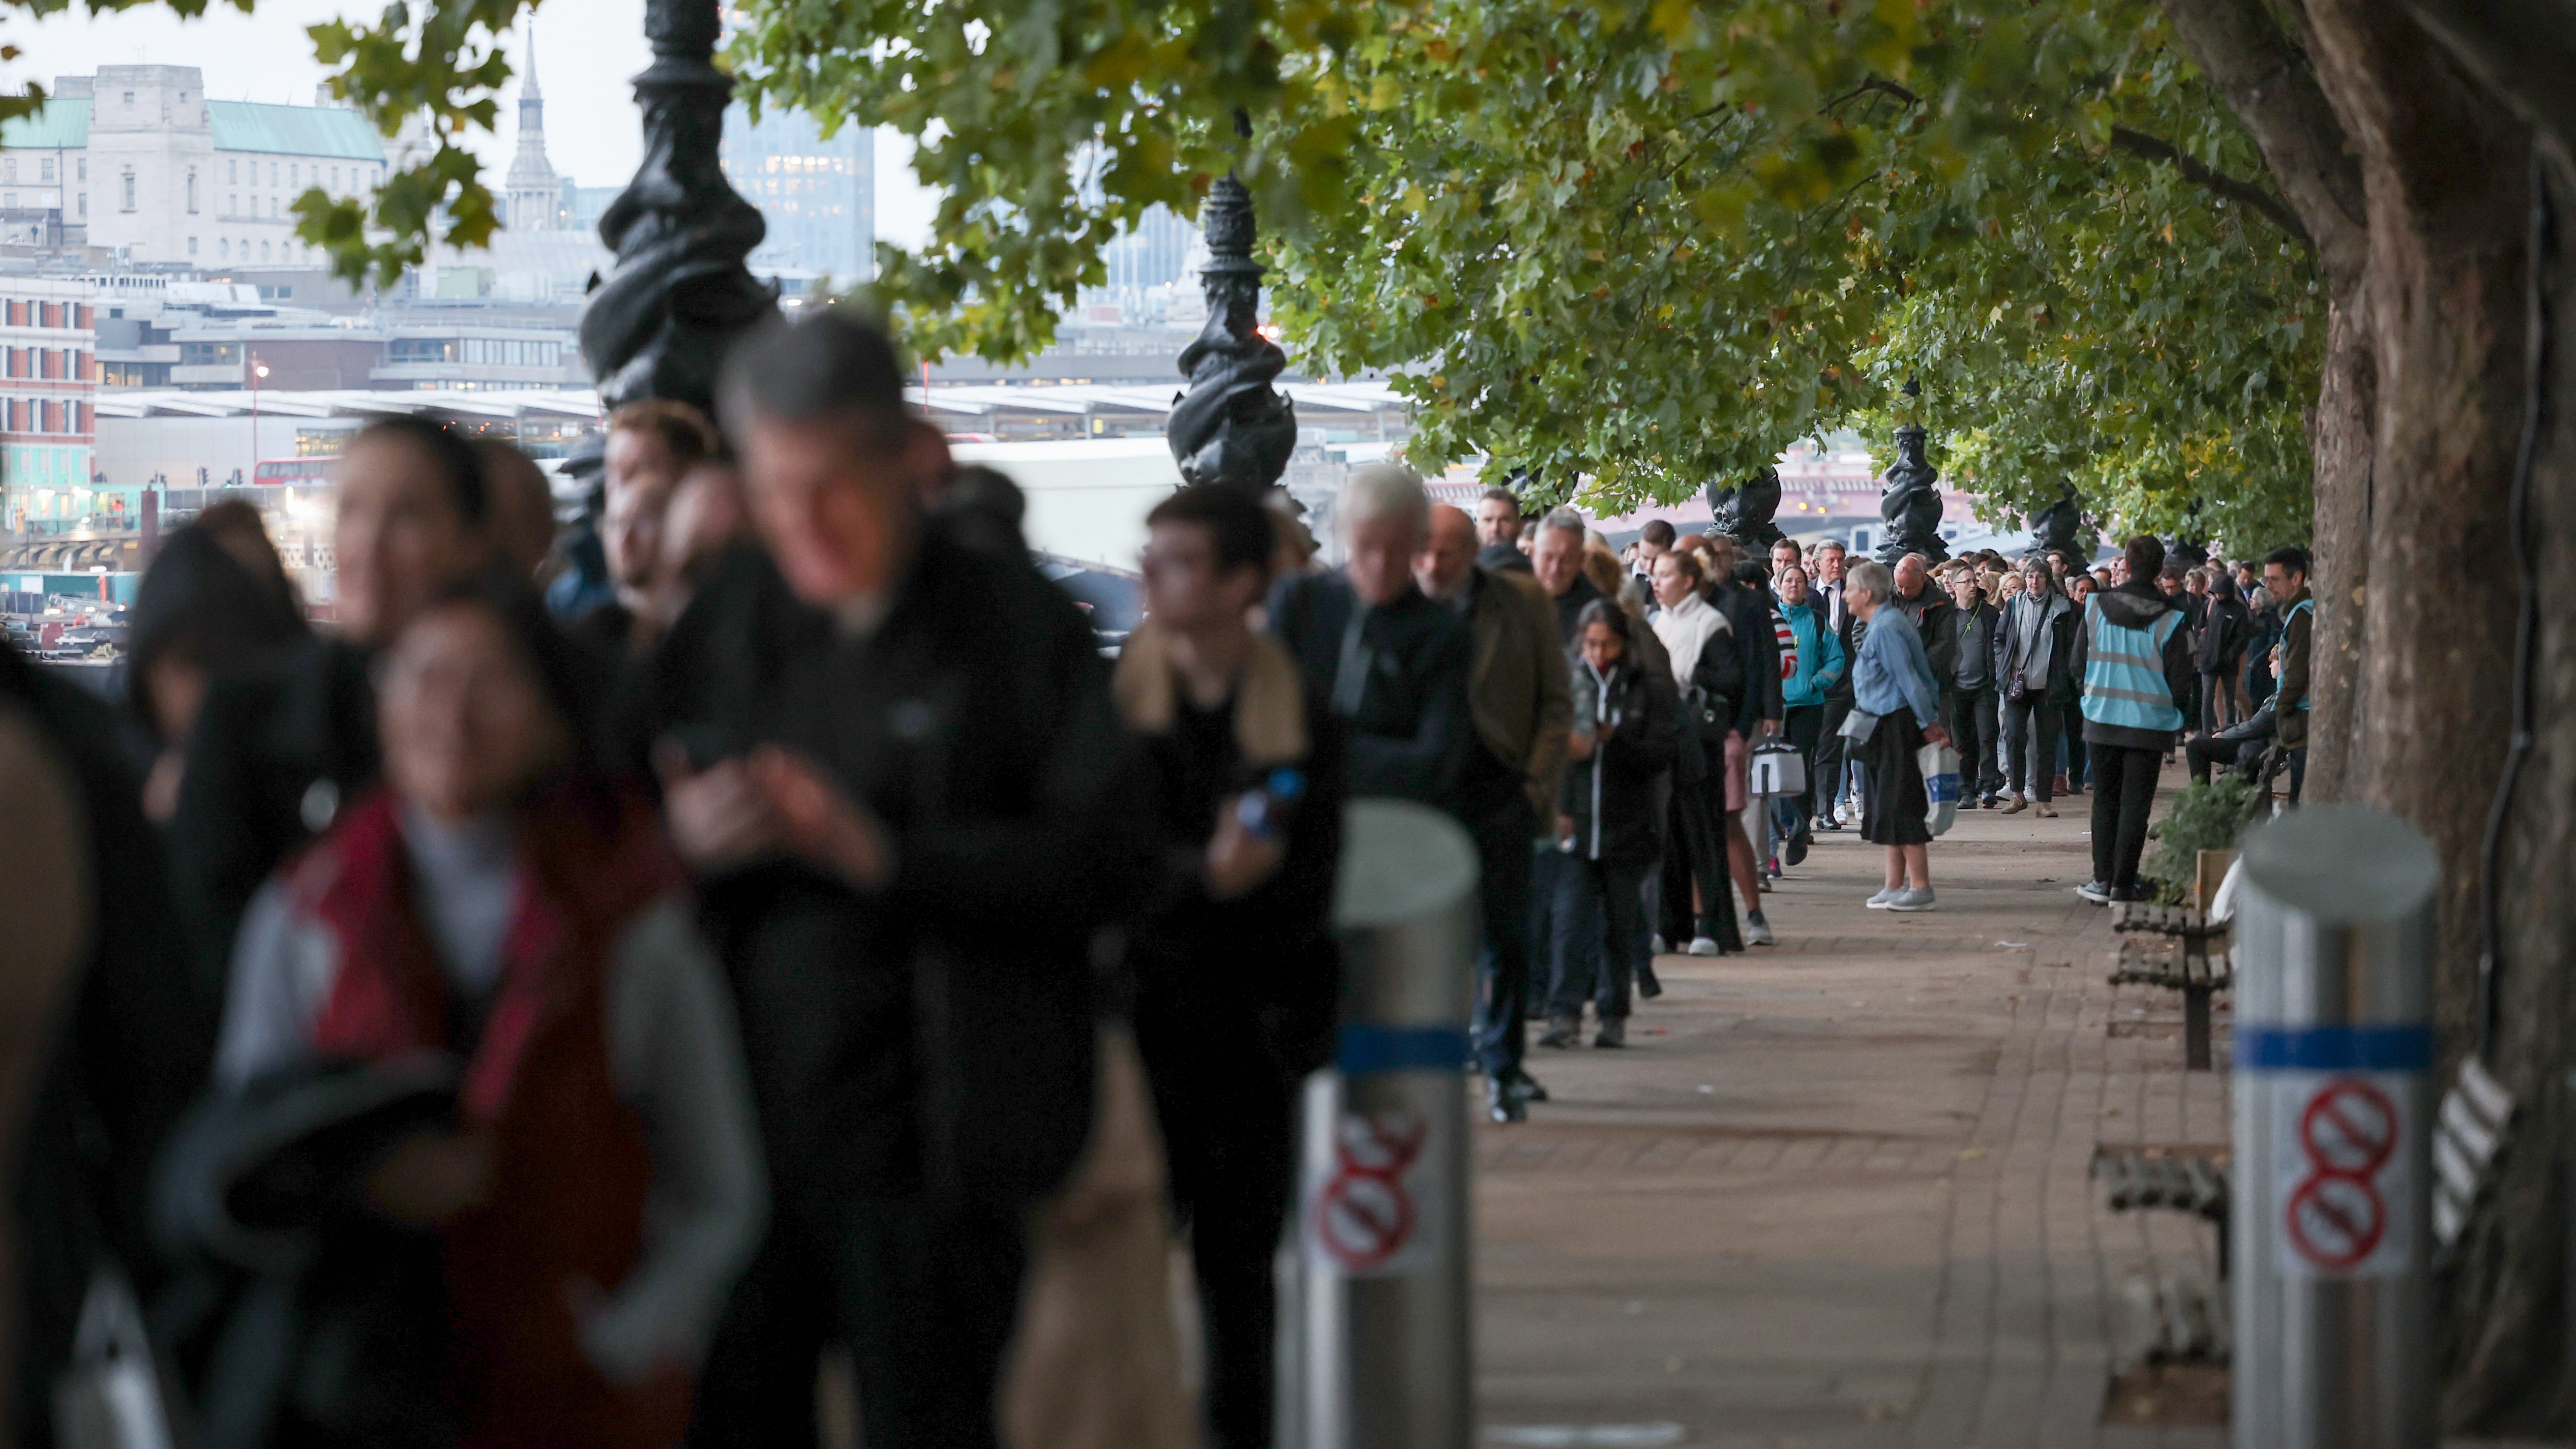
[
  {"left": 1337, "top": 1024, "right": 1472, "bottom": 1076},
  {"left": 2235, "top": 1023, "right": 2434, "bottom": 1072}
]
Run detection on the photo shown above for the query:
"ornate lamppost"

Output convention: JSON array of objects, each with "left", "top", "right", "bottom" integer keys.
[
  {"left": 1876, "top": 378, "right": 1947, "bottom": 564},
  {"left": 1167, "top": 175, "right": 1297, "bottom": 489},
  {"left": 2027, "top": 482, "right": 2086, "bottom": 560},
  {"left": 1706, "top": 467, "right": 1785, "bottom": 551},
  {"left": 578, "top": 0, "right": 779, "bottom": 417}
]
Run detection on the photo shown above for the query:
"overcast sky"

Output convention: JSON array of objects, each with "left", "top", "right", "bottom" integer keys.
[{"left": 2, "top": 0, "right": 939, "bottom": 245}]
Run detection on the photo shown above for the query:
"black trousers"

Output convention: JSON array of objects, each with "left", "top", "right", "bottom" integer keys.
[
  {"left": 1470, "top": 788, "right": 1539, "bottom": 1075},
  {"left": 691, "top": 1191, "right": 1028, "bottom": 1449},
  {"left": 1781, "top": 703, "right": 1826, "bottom": 824},
  {"left": 1548, "top": 855, "right": 1645, "bottom": 1021},
  {"left": 2089, "top": 743, "right": 2163, "bottom": 893},
  {"left": 1137, "top": 1018, "right": 1300, "bottom": 1449},
  {"left": 1951, "top": 685, "right": 2000, "bottom": 798},
  {"left": 1657, "top": 778, "right": 1739, "bottom": 951},
  {"left": 1814, "top": 694, "right": 1853, "bottom": 819},
  {"left": 2000, "top": 693, "right": 2060, "bottom": 800},
  {"left": 2186, "top": 728, "right": 2269, "bottom": 784}
]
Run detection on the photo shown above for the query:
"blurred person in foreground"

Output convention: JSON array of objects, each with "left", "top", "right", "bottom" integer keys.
[
  {"left": 1415, "top": 502, "right": 1570, "bottom": 1123},
  {"left": 125, "top": 505, "right": 309, "bottom": 820},
  {"left": 654, "top": 310, "right": 1150, "bottom": 1449},
  {"left": 1120, "top": 484, "right": 1344, "bottom": 1447},
  {"left": 189, "top": 580, "right": 764, "bottom": 1449},
  {"left": 475, "top": 439, "right": 562, "bottom": 584},
  {"left": 582, "top": 401, "right": 725, "bottom": 657},
  {"left": 4, "top": 636, "right": 208, "bottom": 1449},
  {"left": 168, "top": 418, "right": 502, "bottom": 998}
]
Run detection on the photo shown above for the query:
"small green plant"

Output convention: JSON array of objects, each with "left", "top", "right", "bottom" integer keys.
[{"left": 2143, "top": 775, "right": 2265, "bottom": 904}]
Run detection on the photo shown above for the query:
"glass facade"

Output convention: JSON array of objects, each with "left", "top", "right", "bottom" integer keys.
[{"left": 719, "top": 104, "right": 874, "bottom": 285}]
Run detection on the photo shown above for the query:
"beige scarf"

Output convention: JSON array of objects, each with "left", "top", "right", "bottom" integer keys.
[{"left": 1112, "top": 617, "right": 1310, "bottom": 766}]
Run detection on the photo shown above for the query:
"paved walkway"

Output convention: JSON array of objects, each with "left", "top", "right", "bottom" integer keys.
[{"left": 1473, "top": 775, "right": 2232, "bottom": 1449}]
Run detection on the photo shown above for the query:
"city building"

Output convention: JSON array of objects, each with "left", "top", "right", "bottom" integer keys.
[
  {"left": 0, "top": 66, "right": 386, "bottom": 269},
  {"left": 719, "top": 103, "right": 872, "bottom": 284},
  {"left": 503, "top": 29, "right": 565, "bottom": 233},
  {"left": 1101, "top": 204, "right": 1197, "bottom": 297},
  {"left": 0, "top": 276, "right": 99, "bottom": 537}
]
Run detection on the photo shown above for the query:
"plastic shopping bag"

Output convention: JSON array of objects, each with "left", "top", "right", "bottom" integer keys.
[{"left": 1918, "top": 741, "right": 1962, "bottom": 837}]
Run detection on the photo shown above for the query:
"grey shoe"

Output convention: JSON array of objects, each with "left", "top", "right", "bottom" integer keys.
[
  {"left": 1685, "top": 936, "right": 1721, "bottom": 957},
  {"left": 2076, "top": 880, "right": 2113, "bottom": 905},
  {"left": 1537, "top": 1016, "right": 1581, "bottom": 1049},
  {"left": 1745, "top": 911, "right": 1776, "bottom": 945},
  {"left": 1886, "top": 887, "right": 1937, "bottom": 912},
  {"left": 1865, "top": 886, "right": 1900, "bottom": 909},
  {"left": 1593, "top": 1018, "right": 1627, "bottom": 1049}
]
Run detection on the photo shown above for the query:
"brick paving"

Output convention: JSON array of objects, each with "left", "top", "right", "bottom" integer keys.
[{"left": 1472, "top": 775, "right": 2233, "bottom": 1449}]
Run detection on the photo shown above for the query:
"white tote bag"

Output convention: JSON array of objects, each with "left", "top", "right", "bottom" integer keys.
[{"left": 1918, "top": 741, "right": 1963, "bottom": 837}]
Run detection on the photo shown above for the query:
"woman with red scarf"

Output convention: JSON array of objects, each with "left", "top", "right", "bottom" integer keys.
[{"left": 211, "top": 582, "right": 764, "bottom": 1448}]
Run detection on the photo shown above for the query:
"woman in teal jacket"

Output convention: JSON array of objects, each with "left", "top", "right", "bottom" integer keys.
[{"left": 1772, "top": 562, "right": 1846, "bottom": 855}]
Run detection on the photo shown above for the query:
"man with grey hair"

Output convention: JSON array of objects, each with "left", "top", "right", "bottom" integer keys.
[
  {"left": 652, "top": 308, "right": 1153, "bottom": 1449},
  {"left": 1270, "top": 462, "right": 1475, "bottom": 810}
]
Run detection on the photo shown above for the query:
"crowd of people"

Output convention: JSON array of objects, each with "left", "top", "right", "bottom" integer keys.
[{"left": 0, "top": 303, "right": 2323, "bottom": 1449}]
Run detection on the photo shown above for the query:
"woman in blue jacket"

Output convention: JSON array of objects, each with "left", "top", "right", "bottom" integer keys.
[{"left": 1772, "top": 562, "right": 1846, "bottom": 859}]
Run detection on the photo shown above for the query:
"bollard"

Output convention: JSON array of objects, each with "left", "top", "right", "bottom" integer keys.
[
  {"left": 2233, "top": 805, "right": 2440, "bottom": 1449},
  {"left": 1282, "top": 797, "right": 1480, "bottom": 1449}
]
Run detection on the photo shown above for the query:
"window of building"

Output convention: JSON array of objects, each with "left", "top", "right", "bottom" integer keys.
[
  {"left": 187, "top": 236, "right": 197, "bottom": 256},
  {"left": 389, "top": 337, "right": 458, "bottom": 363},
  {"left": 185, "top": 169, "right": 197, "bottom": 214},
  {"left": 121, "top": 172, "right": 135, "bottom": 212},
  {"left": 75, "top": 158, "right": 83, "bottom": 181},
  {"left": 73, "top": 306, "right": 89, "bottom": 330},
  {"left": 260, "top": 240, "right": 270, "bottom": 262},
  {"left": 270, "top": 163, "right": 278, "bottom": 186},
  {"left": 228, "top": 194, "right": 237, "bottom": 215},
  {"left": 218, "top": 238, "right": 229, "bottom": 260},
  {"left": 120, "top": 91, "right": 134, "bottom": 104},
  {"left": 38, "top": 158, "right": 52, "bottom": 182},
  {"left": 330, "top": 167, "right": 339, "bottom": 189},
  {"left": 179, "top": 342, "right": 241, "bottom": 365},
  {"left": 77, "top": 193, "right": 86, "bottom": 218},
  {"left": 290, "top": 164, "right": 299, "bottom": 188}
]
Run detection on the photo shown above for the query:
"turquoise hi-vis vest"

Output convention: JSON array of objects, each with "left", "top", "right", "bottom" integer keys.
[
  {"left": 2080, "top": 598, "right": 2186, "bottom": 732},
  {"left": 2285, "top": 598, "right": 2314, "bottom": 709}
]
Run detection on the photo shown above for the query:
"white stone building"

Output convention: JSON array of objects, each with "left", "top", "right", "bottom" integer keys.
[{"left": 0, "top": 67, "right": 386, "bottom": 269}]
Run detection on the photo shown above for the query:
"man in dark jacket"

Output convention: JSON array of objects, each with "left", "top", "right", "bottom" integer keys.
[
  {"left": 2074, "top": 536, "right": 2200, "bottom": 903},
  {"left": 1474, "top": 485, "right": 1534, "bottom": 574},
  {"left": 1529, "top": 506, "right": 1605, "bottom": 644},
  {"left": 1269, "top": 465, "right": 1474, "bottom": 812},
  {"left": 1809, "top": 539, "right": 1865, "bottom": 826},
  {"left": 1123, "top": 484, "right": 1345, "bottom": 1449},
  {"left": 1417, "top": 504, "right": 1571, "bottom": 1122},
  {"left": 662, "top": 312, "right": 1152, "bottom": 1449},
  {"left": 1943, "top": 563, "right": 2003, "bottom": 806},
  {"left": 1888, "top": 552, "right": 1957, "bottom": 722},
  {"left": 1703, "top": 536, "right": 1782, "bottom": 943}
]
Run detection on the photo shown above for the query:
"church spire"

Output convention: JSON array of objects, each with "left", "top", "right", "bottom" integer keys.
[{"left": 504, "top": 20, "right": 561, "bottom": 229}]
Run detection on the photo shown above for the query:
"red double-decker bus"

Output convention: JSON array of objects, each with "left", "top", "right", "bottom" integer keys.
[{"left": 252, "top": 457, "right": 336, "bottom": 487}]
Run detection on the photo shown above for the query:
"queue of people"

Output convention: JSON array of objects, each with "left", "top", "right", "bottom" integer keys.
[{"left": 0, "top": 299, "right": 2326, "bottom": 1449}]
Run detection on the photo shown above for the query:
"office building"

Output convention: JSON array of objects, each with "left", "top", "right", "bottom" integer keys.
[{"left": 719, "top": 104, "right": 872, "bottom": 284}]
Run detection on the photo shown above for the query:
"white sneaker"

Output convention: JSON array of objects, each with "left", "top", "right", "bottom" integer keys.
[
  {"left": 1685, "top": 936, "right": 1721, "bottom": 957},
  {"left": 1744, "top": 911, "right": 1776, "bottom": 945},
  {"left": 1866, "top": 887, "right": 1899, "bottom": 908},
  {"left": 1886, "top": 887, "right": 1937, "bottom": 912}
]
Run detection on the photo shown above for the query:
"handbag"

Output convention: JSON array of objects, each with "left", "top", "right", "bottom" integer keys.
[
  {"left": 1747, "top": 739, "right": 1807, "bottom": 797},
  {"left": 1837, "top": 708, "right": 1880, "bottom": 745},
  {"left": 1918, "top": 741, "right": 1963, "bottom": 837}
]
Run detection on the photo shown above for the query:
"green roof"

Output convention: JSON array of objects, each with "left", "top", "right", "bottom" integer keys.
[
  {"left": 0, "top": 95, "right": 384, "bottom": 161},
  {"left": 208, "top": 101, "right": 384, "bottom": 161},
  {"left": 0, "top": 98, "right": 90, "bottom": 150}
]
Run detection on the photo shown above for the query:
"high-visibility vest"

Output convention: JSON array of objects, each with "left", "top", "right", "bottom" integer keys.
[
  {"left": 2284, "top": 598, "right": 2313, "bottom": 709},
  {"left": 2079, "top": 597, "right": 2186, "bottom": 732}
]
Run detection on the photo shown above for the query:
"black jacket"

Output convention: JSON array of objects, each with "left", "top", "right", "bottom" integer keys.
[
  {"left": 1476, "top": 541, "right": 1533, "bottom": 574},
  {"left": 1816, "top": 580, "right": 1866, "bottom": 701},
  {"left": 1268, "top": 574, "right": 1475, "bottom": 814},
  {"left": 652, "top": 527, "right": 1153, "bottom": 1209},
  {"left": 1707, "top": 581, "right": 1782, "bottom": 733},
  {"left": 1545, "top": 572, "right": 1608, "bottom": 648},
  {"left": 1891, "top": 585, "right": 1958, "bottom": 691},
  {"left": 2195, "top": 596, "right": 2251, "bottom": 673},
  {"left": 1559, "top": 657, "right": 1679, "bottom": 869},
  {"left": 6, "top": 644, "right": 213, "bottom": 1449},
  {"left": 2073, "top": 581, "right": 2200, "bottom": 752},
  {"left": 1949, "top": 597, "right": 2000, "bottom": 692}
]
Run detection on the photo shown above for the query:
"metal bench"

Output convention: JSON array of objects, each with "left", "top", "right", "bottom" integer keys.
[{"left": 2109, "top": 902, "right": 2233, "bottom": 1070}]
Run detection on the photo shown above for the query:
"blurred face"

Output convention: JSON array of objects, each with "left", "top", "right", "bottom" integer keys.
[
  {"left": 1141, "top": 520, "right": 1262, "bottom": 633},
  {"left": 660, "top": 461, "right": 748, "bottom": 587},
  {"left": 1650, "top": 552, "right": 1697, "bottom": 610},
  {"left": 1473, "top": 496, "right": 1521, "bottom": 547},
  {"left": 1893, "top": 556, "right": 1927, "bottom": 598},
  {"left": 602, "top": 426, "right": 685, "bottom": 593},
  {"left": 1532, "top": 525, "right": 1584, "bottom": 598},
  {"left": 378, "top": 604, "right": 566, "bottom": 822},
  {"left": 1637, "top": 536, "right": 1670, "bottom": 567},
  {"left": 740, "top": 410, "right": 937, "bottom": 606},
  {"left": 1579, "top": 620, "right": 1624, "bottom": 674},
  {"left": 1778, "top": 564, "right": 1809, "bottom": 606},
  {"left": 334, "top": 432, "right": 487, "bottom": 647},
  {"left": 1415, "top": 506, "right": 1478, "bottom": 599},
  {"left": 1343, "top": 507, "right": 1423, "bottom": 607}
]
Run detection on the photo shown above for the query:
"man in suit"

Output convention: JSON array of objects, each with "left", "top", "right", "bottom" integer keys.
[
  {"left": 662, "top": 310, "right": 1153, "bottom": 1449},
  {"left": 1416, "top": 503, "right": 1572, "bottom": 1122}
]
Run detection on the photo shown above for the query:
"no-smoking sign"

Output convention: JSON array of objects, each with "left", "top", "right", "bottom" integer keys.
[
  {"left": 2275, "top": 1073, "right": 2413, "bottom": 1279},
  {"left": 1308, "top": 1109, "right": 1435, "bottom": 1276}
]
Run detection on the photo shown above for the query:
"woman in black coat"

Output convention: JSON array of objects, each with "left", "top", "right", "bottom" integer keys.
[
  {"left": 2194, "top": 572, "right": 2253, "bottom": 731},
  {"left": 1539, "top": 602, "right": 1678, "bottom": 1051}
]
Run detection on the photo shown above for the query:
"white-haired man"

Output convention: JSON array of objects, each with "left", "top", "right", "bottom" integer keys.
[{"left": 1269, "top": 464, "right": 1475, "bottom": 811}]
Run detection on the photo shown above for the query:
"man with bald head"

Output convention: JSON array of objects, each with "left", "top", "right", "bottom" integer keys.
[{"left": 1416, "top": 503, "right": 1570, "bottom": 1121}]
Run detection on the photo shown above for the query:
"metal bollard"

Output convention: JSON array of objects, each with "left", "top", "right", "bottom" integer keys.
[
  {"left": 2233, "top": 805, "right": 2440, "bottom": 1449},
  {"left": 1281, "top": 797, "right": 1480, "bottom": 1449}
]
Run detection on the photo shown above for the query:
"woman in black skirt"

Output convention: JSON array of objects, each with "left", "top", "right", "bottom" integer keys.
[{"left": 1840, "top": 559, "right": 1952, "bottom": 911}]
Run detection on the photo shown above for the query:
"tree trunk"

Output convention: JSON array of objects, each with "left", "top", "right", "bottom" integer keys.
[{"left": 2304, "top": 285, "right": 2373, "bottom": 800}]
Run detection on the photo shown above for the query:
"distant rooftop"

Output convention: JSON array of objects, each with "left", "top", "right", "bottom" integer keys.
[{"left": 0, "top": 95, "right": 385, "bottom": 161}]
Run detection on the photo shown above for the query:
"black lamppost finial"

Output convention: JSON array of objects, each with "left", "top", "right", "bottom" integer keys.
[{"left": 1167, "top": 173, "right": 1297, "bottom": 488}]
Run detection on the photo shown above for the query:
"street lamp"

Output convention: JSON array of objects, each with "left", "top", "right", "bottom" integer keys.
[
  {"left": 577, "top": 0, "right": 779, "bottom": 418},
  {"left": 1167, "top": 174, "right": 1296, "bottom": 489},
  {"left": 250, "top": 356, "right": 270, "bottom": 483}
]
